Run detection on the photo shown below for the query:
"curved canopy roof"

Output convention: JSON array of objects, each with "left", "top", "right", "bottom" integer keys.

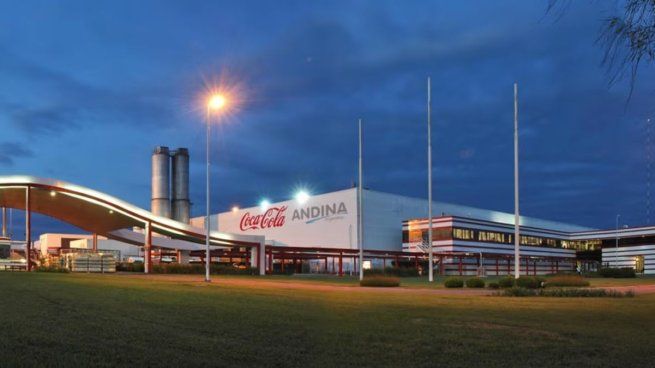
[{"left": 0, "top": 176, "right": 263, "bottom": 249}]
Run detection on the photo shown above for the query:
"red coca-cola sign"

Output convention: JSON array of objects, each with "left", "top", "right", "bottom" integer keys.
[{"left": 240, "top": 206, "right": 287, "bottom": 231}]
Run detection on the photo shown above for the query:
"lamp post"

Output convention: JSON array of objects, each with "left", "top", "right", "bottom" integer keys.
[{"left": 205, "top": 94, "right": 226, "bottom": 282}]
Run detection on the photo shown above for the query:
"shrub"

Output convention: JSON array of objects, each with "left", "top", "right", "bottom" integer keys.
[
  {"left": 364, "top": 267, "right": 419, "bottom": 277},
  {"left": 359, "top": 276, "right": 400, "bottom": 287},
  {"left": 444, "top": 277, "right": 464, "bottom": 288},
  {"left": 116, "top": 262, "right": 144, "bottom": 273},
  {"left": 540, "top": 288, "right": 634, "bottom": 298},
  {"left": 35, "top": 265, "right": 69, "bottom": 273},
  {"left": 487, "top": 282, "right": 500, "bottom": 289},
  {"left": 544, "top": 275, "right": 590, "bottom": 287},
  {"left": 598, "top": 267, "right": 636, "bottom": 278},
  {"left": 497, "top": 287, "right": 537, "bottom": 297},
  {"left": 498, "top": 276, "right": 515, "bottom": 288},
  {"left": 496, "top": 287, "right": 635, "bottom": 298},
  {"left": 465, "top": 277, "right": 486, "bottom": 288},
  {"left": 117, "top": 263, "right": 258, "bottom": 275},
  {"left": 516, "top": 276, "right": 545, "bottom": 289}
]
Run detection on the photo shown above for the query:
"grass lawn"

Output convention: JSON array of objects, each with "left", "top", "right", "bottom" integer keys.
[{"left": 1, "top": 272, "right": 654, "bottom": 367}]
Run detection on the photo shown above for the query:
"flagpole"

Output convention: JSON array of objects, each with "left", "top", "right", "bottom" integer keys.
[
  {"left": 358, "top": 118, "right": 364, "bottom": 281},
  {"left": 428, "top": 77, "right": 434, "bottom": 283},
  {"left": 514, "top": 82, "right": 520, "bottom": 279}
]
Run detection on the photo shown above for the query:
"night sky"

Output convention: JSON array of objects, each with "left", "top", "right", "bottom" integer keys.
[{"left": 1, "top": 1, "right": 653, "bottom": 238}]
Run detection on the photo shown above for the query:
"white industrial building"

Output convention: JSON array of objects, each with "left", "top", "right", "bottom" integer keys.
[
  {"left": 192, "top": 188, "right": 587, "bottom": 251},
  {"left": 2, "top": 144, "right": 650, "bottom": 275}
]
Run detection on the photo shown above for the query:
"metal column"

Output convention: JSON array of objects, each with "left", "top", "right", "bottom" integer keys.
[
  {"left": 258, "top": 240, "right": 266, "bottom": 275},
  {"left": 513, "top": 82, "right": 520, "bottom": 279},
  {"left": 144, "top": 222, "right": 152, "bottom": 274},
  {"left": 338, "top": 251, "right": 343, "bottom": 276},
  {"left": 25, "top": 187, "right": 32, "bottom": 271}
]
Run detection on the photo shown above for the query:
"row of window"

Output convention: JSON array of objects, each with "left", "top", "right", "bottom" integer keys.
[{"left": 403, "top": 227, "right": 603, "bottom": 251}]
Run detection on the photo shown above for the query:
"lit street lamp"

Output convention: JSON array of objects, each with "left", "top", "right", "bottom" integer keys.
[{"left": 205, "top": 93, "right": 227, "bottom": 282}]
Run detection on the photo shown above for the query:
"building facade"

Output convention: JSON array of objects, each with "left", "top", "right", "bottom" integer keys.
[{"left": 403, "top": 216, "right": 655, "bottom": 275}]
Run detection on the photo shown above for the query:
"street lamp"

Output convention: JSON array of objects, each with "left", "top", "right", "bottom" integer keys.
[{"left": 205, "top": 93, "right": 227, "bottom": 282}]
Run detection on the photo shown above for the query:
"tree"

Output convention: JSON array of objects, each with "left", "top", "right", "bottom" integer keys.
[{"left": 549, "top": 0, "right": 655, "bottom": 100}]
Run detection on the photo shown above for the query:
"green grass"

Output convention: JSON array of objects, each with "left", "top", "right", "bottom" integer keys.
[{"left": 1, "top": 272, "right": 654, "bottom": 367}]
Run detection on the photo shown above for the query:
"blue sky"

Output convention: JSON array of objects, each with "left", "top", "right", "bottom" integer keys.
[{"left": 0, "top": 0, "right": 653, "bottom": 237}]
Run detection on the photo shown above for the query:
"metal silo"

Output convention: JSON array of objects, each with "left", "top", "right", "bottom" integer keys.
[
  {"left": 172, "top": 148, "right": 190, "bottom": 223},
  {"left": 151, "top": 146, "right": 171, "bottom": 218}
]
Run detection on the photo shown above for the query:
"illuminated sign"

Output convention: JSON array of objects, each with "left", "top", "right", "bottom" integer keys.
[
  {"left": 240, "top": 206, "right": 287, "bottom": 231},
  {"left": 239, "top": 202, "right": 349, "bottom": 231}
]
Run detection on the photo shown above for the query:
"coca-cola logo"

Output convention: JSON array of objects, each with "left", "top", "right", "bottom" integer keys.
[{"left": 240, "top": 206, "right": 287, "bottom": 231}]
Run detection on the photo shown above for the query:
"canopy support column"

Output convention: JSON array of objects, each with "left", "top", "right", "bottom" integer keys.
[
  {"left": 258, "top": 240, "right": 265, "bottom": 275},
  {"left": 25, "top": 187, "right": 32, "bottom": 271},
  {"left": 338, "top": 251, "right": 343, "bottom": 277},
  {"left": 144, "top": 222, "right": 152, "bottom": 274}
]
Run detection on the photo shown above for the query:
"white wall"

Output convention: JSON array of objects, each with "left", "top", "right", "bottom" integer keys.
[
  {"left": 70, "top": 239, "right": 141, "bottom": 261},
  {"left": 37, "top": 233, "right": 98, "bottom": 257},
  {"left": 194, "top": 188, "right": 358, "bottom": 249},
  {"left": 191, "top": 188, "right": 593, "bottom": 253},
  {"left": 362, "top": 191, "right": 427, "bottom": 251},
  {"left": 603, "top": 245, "right": 655, "bottom": 275}
]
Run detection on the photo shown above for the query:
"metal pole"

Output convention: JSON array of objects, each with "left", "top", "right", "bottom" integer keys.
[
  {"left": 614, "top": 215, "right": 621, "bottom": 253},
  {"left": 513, "top": 82, "right": 520, "bottom": 279},
  {"left": 358, "top": 118, "right": 364, "bottom": 281},
  {"left": 25, "top": 186, "right": 31, "bottom": 271},
  {"left": 428, "top": 77, "right": 434, "bottom": 282},
  {"left": 205, "top": 106, "right": 211, "bottom": 282},
  {"left": 144, "top": 222, "right": 152, "bottom": 274}
]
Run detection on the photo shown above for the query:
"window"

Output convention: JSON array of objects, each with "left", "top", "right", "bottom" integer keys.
[
  {"left": 478, "top": 231, "right": 507, "bottom": 243},
  {"left": 453, "top": 228, "right": 474, "bottom": 240},
  {"left": 635, "top": 256, "right": 644, "bottom": 273}
]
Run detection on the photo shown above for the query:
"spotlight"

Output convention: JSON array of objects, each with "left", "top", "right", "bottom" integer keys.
[
  {"left": 260, "top": 199, "right": 271, "bottom": 210},
  {"left": 294, "top": 190, "right": 310, "bottom": 204}
]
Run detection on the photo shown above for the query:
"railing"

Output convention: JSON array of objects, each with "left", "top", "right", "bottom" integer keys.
[{"left": 0, "top": 259, "right": 27, "bottom": 271}]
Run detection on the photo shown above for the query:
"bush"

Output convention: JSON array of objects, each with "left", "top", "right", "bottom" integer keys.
[
  {"left": 364, "top": 267, "right": 419, "bottom": 277},
  {"left": 35, "top": 265, "right": 69, "bottom": 273},
  {"left": 544, "top": 275, "right": 590, "bottom": 287},
  {"left": 359, "top": 276, "right": 400, "bottom": 287},
  {"left": 444, "top": 277, "right": 464, "bottom": 288},
  {"left": 495, "top": 287, "right": 635, "bottom": 298},
  {"left": 540, "top": 288, "right": 634, "bottom": 298},
  {"left": 498, "top": 276, "right": 515, "bottom": 288},
  {"left": 497, "top": 287, "right": 537, "bottom": 297},
  {"left": 598, "top": 267, "right": 636, "bottom": 278},
  {"left": 117, "top": 262, "right": 258, "bottom": 275},
  {"left": 116, "top": 262, "right": 144, "bottom": 272},
  {"left": 516, "top": 276, "right": 545, "bottom": 289},
  {"left": 465, "top": 277, "right": 486, "bottom": 288},
  {"left": 487, "top": 282, "right": 500, "bottom": 289}
]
